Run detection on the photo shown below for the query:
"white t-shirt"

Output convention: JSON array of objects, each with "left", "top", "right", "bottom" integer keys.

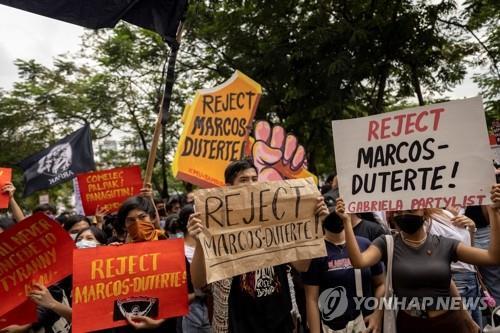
[
  {"left": 185, "top": 244, "right": 195, "bottom": 264},
  {"left": 429, "top": 210, "right": 475, "bottom": 273}
]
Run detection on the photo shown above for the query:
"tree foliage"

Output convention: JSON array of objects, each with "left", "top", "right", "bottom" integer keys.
[{"left": 0, "top": 0, "right": 496, "bottom": 210}]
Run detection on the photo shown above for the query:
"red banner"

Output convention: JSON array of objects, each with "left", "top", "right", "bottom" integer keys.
[
  {"left": 0, "top": 300, "right": 37, "bottom": 329},
  {"left": 0, "top": 213, "right": 74, "bottom": 317},
  {"left": 72, "top": 239, "right": 188, "bottom": 332},
  {"left": 77, "top": 165, "right": 143, "bottom": 215},
  {"left": 0, "top": 168, "right": 12, "bottom": 209}
]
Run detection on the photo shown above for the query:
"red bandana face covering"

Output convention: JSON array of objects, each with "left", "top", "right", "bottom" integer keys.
[{"left": 127, "top": 220, "right": 165, "bottom": 242}]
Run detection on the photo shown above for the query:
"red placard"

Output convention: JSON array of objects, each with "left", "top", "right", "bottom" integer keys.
[
  {"left": 0, "top": 213, "right": 74, "bottom": 317},
  {"left": 0, "top": 300, "right": 37, "bottom": 329},
  {"left": 77, "top": 165, "right": 143, "bottom": 215},
  {"left": 0, "top": 168, "right": 12, "bottom": 209},
  {"left": 72, "top": 239, "right": 188, "bottom": 332}
]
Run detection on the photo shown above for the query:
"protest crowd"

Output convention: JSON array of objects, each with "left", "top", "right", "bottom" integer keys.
[{"left": 0, "top": 146, "right": 499, "bottom": 333}]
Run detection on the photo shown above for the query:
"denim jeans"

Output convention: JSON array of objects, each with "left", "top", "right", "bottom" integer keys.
[
  {"left": 475, "top": 226, "right": 500, "bottom": 305},
  {"left": 452, "top": 271, "right": 483, "bottom": 329},
  {"left": 182, "top": 298, "right": 211, "bottom": 333}
]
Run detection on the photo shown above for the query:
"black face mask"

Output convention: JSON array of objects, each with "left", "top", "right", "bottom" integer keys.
[
  {"left": 393, "top": 214, "right": 425, "bottom": 235},
  {"left": 323, "top": 212, "right": 344, "bottom": 233}
]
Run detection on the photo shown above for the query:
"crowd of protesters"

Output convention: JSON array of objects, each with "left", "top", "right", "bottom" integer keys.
[{"left": 0, "top": 160, "right": 499, "bottom": 333}]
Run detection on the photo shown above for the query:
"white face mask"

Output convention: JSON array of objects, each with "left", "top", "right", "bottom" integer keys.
[
  {"left": 70, "top": 233, "right": 78, "bottom": 240},
  {"left": 76, "top": 239, "right": 99, "bottom": 249}
]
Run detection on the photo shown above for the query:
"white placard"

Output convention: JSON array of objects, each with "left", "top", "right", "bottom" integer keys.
[{"left": 332, "top": 96, "right": 495, "bottom": 212}]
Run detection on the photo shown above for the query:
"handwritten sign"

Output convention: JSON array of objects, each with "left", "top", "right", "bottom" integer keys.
[
  {"left": 72, "top": 239, "right": 188, "bottom": 332},
  {"left": 332, "top": 96, "right": 495, "bottom": 213},
  {"left": 0, "top": 213, "right": 73, "bottom": 317},
  {"left": 0, "top": 168, "right": 12, "bottom": 209},
  {"left": 77, "top": 166, "right": 143, "bottom": 215},
  {"left": 172, "top": 71, "right": 261, "bottom": 188},
  {"left": 194, "top": 178, "right": 326, "bottom": 283}
]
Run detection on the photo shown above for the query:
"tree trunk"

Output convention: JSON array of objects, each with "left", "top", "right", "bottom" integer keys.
[
  {"left": 410, "top": 65, "right": 425, "bottom": 106},
  {"left": 374, "top": 65, "right": 389, "bottom": 114}
]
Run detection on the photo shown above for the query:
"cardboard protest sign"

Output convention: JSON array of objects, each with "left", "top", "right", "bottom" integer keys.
[
  {"left": 194, "top": 178, "right": 326, "bottom": 283},
  {"left": 77, "top": 165, "right": 143, "bottom": 215},
  {"left": 0, "top": 300, "right": 37, "bottom": 329},
  {"left": 0, "top": 213, "right": 74, "bottom": 317},
  {"left": 172, "top": 71, "right": 261, "bottom": 188},
  {"left": 72, "top": 239, "right": 188, "bottom": 332},
  {"left": 332, "top": 96, "right": 495, "bottom": 213},
  {"left": 0, "top": 167, "right": 12, "bottom": 209}
]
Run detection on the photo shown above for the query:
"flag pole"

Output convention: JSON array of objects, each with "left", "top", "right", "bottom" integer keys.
[{"left": 143, "top": 22, "right": 184, "bottom": 187}]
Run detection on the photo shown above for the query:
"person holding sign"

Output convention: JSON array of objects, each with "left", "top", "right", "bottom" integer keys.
[
  {"left": 1, "top": 182, "right": 24, "bottom": 223},
  {"left": 302, "top": 209, "right": 385, "bottom": 333},
  {"left": 336, "top": 184, "right": 500, "bottom": 333},
  {"left": 188, "top": 159, "right": 329, "bottom": 333},
  {"left": 115, "top": 192, "right": 187, "bottom": 332}
]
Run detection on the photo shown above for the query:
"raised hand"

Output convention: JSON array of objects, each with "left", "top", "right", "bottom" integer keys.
[
  {"left": 139, "top": 183, "right": 154, "bottom": 199},
  {"left": 28, "top": 282, "right": 56, "bottom": 309},
  {"left": 187, "top": 212, "right": 207, "bottom": 241},
  {"left": 492, "top": 184, "right": 500, "bottom": 210},
  {"left": 95, "top": 205, "right": 110, "bottom": 225},
  {"left": 1, "top": 182, "right": 16, "bottom": 199},
  {"left": 335, "top": 198, "right": 350, "bottom": 223},
  {"left": 251, "top": 121, "right": 306, "bottom": 181}
]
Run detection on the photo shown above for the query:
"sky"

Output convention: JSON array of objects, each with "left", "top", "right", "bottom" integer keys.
[{"left": 0, "top": 4, "right": 481, "bottom": 98}]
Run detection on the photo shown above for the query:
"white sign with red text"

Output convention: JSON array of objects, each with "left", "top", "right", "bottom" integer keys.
[{"left": 332, "top": 96, "right": 495, "bottom": 213}]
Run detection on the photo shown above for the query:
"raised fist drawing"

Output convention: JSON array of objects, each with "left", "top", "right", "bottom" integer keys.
[{"left": 251, "top": 121, "right": 306, "bottom": 181}]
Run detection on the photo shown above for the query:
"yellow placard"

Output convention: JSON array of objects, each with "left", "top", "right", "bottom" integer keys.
[{"left": 172, "top": 71, "right": 262, "bottom": 188}]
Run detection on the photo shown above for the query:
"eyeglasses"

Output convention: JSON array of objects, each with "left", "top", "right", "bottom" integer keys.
[{"left": 125, "top": 212, "right": 149, "bottom": 225}]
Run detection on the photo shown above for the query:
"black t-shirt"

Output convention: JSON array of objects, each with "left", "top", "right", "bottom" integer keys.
[
  {"left": 353, "top": 219, "right": 387, "bottom": 241},
  {"left": 302, "top": 237, "right": 383, "bottom": 330},
  {"left": 373, "top": 234, "right": 459, "bottom": 310},
  {"left": 465, "top": 206, "right": 489, "bottom": 229},
  {"left": 228, "top": 265, "right": 293, "bottom": 333}
]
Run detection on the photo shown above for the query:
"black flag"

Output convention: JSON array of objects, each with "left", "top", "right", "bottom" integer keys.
[
  {"left": 0, "top": 0, "right": 188, "bottom": 46},
  {"left": 19, "top": 124, "right": 95, "bottom": 197}
]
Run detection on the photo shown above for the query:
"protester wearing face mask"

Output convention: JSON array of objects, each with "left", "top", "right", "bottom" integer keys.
[
  {"left": 336, "top": 184, "right": 500, "bottom": 333},
  {"left": 63, "top": 215, "right": 91, "bottom": 240},
  {"left": 75, "top": 226, "right": 107, "bottom": 248},
  {"left": 115, "top": 193, "right": 189, "bottom": 332},
  {"left": 303, "top": 210, "right": 385, "bottom": 333},
  {"left": 117, "top": 196, "right": 166, "bottom": 243}
]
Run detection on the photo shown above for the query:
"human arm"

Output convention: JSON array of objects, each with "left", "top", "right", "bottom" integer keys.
[
  {"left": 304, "top": 284, "right": 321, "bottom": 333},
  {"left": 336, "top": 198, "right": 383, "bottom": 268},
  {"left": 187, "top": 212, "right": 208, "bottom": 288},
  {"left": 456, "top": 185, "right": 500, "bottom": 266},
  {"left": 28, "top": 283, "right": 72, "bottom": 322},
  {"left": 364, "top": 273, "right": 384, "bottom": 333},
  {"left": 1, "top": 182, "right": 24, "bottom": 222},
  {"left": 0, "top": 324, "right": 31, "bottom": 333}
]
